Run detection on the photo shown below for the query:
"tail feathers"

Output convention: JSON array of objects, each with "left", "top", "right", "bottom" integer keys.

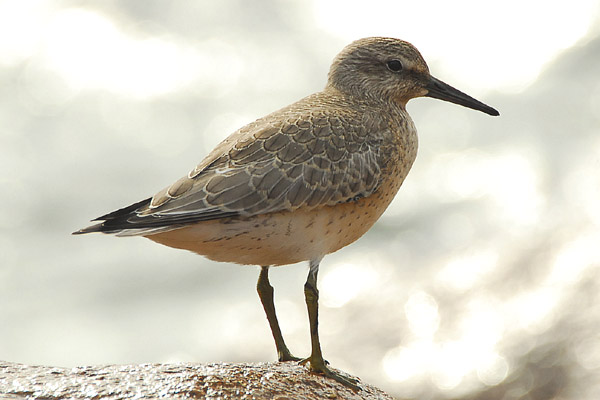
[
  {"left": 72, "top": 223, "right": 105, "bottom": 235},
  {"left": 93, "top": 198, "right": 153, "bottom": 222},
  {"left": 73, "top": 196, "right": 241, "bottom": 236},
  {"left": 72, "top": 197, "right": 152, "bottom": 236}
]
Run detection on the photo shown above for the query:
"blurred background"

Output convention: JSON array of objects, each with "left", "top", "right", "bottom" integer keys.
[{"left": 1, "top": 1, "right": 600, "bottom": 399}]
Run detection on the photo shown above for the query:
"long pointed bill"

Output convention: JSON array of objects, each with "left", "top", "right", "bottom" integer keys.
[{"left": 425, "top": 76, "right": 499, "bottom": 116}]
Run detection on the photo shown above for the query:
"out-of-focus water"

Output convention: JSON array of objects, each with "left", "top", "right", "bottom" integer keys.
[{"left": 1, "top": 2, "right": 600, "bottom": 399}]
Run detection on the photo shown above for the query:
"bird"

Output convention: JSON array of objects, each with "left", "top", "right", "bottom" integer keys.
[{"left": 74, "top": 37, "right": 499, "bottom": 389}]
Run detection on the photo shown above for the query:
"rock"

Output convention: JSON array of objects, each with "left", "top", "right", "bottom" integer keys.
[{"left": 0, "top": 360, "right": 394, "bottom": 399}]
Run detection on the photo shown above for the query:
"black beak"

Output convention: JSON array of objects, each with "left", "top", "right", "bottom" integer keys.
[{"left": 425, "top": 76, "right": 499, "bottom": 116}]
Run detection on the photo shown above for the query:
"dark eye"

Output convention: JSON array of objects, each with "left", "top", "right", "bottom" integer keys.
[{"left": 386, "top": 59, "right": 403, "bottom": 72}]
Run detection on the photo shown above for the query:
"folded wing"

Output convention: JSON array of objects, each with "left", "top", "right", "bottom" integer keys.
[{"left": 75, "top": 101, "right": 386, "bottom": 236}]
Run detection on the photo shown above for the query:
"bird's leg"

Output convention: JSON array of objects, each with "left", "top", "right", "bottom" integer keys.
[
  {"left": 302, "top": 259, "right": 360, "bottom": 390},
  {"left": 257, "top": 266, "right": 300, "bottom": 362}
]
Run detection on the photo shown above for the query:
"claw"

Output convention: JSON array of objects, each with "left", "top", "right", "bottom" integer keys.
[
  {"left": 301, "top": 357, "right": 360, "bottom": 391},
  {"left": 318, "top": 366, "right": 360, "bottom": 390}
]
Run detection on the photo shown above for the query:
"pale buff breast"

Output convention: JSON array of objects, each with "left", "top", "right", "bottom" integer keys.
[{"left": 145, "top": 157, "right": 411, "bottom": 266}]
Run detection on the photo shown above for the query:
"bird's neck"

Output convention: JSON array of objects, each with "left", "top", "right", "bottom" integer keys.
[{"left": 323, "top": 84, "right": 402, "bottom": 111}]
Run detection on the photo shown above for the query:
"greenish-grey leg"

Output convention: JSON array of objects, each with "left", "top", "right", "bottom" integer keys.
[
  {"left": 302, "top": 259, "right": 360, "bottom": 390},
  {"left": 257, "top": 266, "right": 300, "bottom": 362}
]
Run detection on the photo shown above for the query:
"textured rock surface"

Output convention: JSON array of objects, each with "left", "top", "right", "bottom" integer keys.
[{"left": 0, "top": 361, "right": 395, "bottom": 399}]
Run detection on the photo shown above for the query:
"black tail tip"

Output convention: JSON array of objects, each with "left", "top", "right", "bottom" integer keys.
[{"left": 72, "top": 223, "right": 104, "bottom": 235}]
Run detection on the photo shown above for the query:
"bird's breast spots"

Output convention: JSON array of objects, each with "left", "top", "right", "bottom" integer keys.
[
  {"left": 203, "top": 236, "right": 226, "bottom": 243},
  {"left": 221, "top": 217, "right": 241, "bottom": 225}
]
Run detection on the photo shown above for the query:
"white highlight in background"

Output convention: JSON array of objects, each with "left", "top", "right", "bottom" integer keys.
[
  {"left": 27, "top": 8, "right": 243, "bottom": 99},
  {"left": 321, "top": 262, "right": 379, "bottom": 308}
]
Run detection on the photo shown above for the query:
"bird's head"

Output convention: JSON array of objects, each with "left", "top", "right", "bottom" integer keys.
[{"left": 328, "top": 37, "right": 499, "bottom": 116}]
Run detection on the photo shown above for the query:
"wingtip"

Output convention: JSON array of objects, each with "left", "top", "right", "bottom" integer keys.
[{"left": 72, "top": 223, "right": 104, "bottom": 235}]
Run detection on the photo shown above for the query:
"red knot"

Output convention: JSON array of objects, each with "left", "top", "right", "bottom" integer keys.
[{"left": 75, "top": 37, "right": 499, "bottom": 389}]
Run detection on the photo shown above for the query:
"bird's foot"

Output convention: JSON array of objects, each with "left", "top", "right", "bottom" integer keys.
[
  {"left": 300, "top": 356, "right": 360, "bottom": 390},
  {"left": 278, "top": 349, "right": 302, "bottom": 362},
  {"left": 299, "top": 357, "right": 329, "bottom": 366}
]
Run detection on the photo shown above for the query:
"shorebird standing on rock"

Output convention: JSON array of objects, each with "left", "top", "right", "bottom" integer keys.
[{"left": 75, "top": 37, "right": 499, "bottom": 389}]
